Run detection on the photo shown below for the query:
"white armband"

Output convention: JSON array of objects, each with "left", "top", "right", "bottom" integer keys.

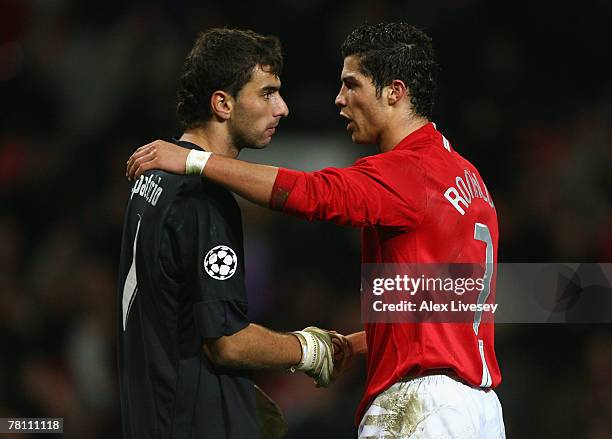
[{"left": 186, "top": 149, "right": 212, "bottom": 175}]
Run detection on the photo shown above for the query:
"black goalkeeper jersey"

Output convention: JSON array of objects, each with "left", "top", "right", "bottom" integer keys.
[{"left": 117, "top": 140, "right": 260, "bottom": 439}]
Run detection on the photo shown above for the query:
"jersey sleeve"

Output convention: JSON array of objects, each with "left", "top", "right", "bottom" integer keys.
[
  {"left": 160, "top": 197, "right": 249, "bottom": 339},
  {"left": 271, "top": 151, "right": 427, "bottom": 230}
]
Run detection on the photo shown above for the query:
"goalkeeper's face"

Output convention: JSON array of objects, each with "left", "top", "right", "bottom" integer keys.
[{"left": 228, "top": 64, "right": 289, "bottom": 150}]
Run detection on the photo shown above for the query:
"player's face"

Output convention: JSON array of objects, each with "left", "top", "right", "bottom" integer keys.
[
  {"left": 229, "top": 65, "right": 289, "bottom": 149},
  {"left": 335, "top": 55, "right": 387, "bottom": 145}
]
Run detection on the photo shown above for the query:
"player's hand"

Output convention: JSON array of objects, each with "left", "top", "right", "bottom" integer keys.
[
  {"left": 126, "top": 140, "right": 189, "bottom": 180},
  {"left": 290, "top": 326, "right": 337, "bottom": 387},
  {"left": 330, "top": 331, "right": 352, "bottom": 381},
  {"left": 332, "top": 331, "right": 366, "bottom": 380}
]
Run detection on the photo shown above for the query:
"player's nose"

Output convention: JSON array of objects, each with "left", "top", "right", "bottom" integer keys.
[
  {"left": 274, "top": 95, "right": 289, "bottom": 118},
  {"left": 335, "top": 87, "right": 346, "bottom": 107}
]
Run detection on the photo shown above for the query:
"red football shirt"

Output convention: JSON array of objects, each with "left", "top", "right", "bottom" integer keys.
[{"left": 271, "top": 123, "right": 501, "bottom": 423}]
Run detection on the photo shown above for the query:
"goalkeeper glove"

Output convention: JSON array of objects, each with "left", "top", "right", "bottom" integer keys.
[{"left": 289, "top": 326, "right": 335, "bottom": 387}]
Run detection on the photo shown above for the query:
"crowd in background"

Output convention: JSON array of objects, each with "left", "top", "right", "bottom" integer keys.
[{"left": 1, "top": 0, "right": 610, "bottom": 437}]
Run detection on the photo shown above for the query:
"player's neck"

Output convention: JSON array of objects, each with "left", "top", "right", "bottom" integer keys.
[
  {"left": 378, "top": 115, "right": 429, "bottom": 153},
  {"left": 179, "top": 127, "right": 240, "bottom": 158}
]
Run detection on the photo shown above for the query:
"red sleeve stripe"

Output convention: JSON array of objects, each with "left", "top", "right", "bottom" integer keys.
[{"left": 270, "top": 168, "right": 300, "bottom": 210}]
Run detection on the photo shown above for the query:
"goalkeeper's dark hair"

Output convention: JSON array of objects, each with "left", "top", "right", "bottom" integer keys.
[
  {"left": 341, "top": 22, "right": 438, "bottom": 120},
  {"left": 177, "top": 28, "right": 283, "bottom": 129}
]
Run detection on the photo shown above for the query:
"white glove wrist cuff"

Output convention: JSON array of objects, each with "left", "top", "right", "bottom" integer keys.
[
  {"left": 186, "top": 149, "right": 212, "bottom": 175},
  {"left": 290, "top": 331, "right": 319, "bottom": 372}
]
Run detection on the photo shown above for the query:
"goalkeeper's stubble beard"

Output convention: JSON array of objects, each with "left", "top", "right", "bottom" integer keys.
[{"left": 228, "top": 103, "right": 275, "bottom": 153}]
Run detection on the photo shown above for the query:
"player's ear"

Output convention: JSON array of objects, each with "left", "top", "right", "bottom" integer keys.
[
  {"left": 386, "top": 79, "right": 407, "bottom": 106},
  {"left": 211, "top": 91, "right": 233, "bottom": 121}
]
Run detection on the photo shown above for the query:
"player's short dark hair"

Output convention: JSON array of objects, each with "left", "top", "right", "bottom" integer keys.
[
  {"left": 177, "top": 28, "right": 283, "bottom": 129},
  {"left": 341, "top": 22, "right": 438, "bottom": 120}
]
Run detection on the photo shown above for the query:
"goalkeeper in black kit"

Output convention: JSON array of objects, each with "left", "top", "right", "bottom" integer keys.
[{"left": 117, "top": 28, "right": 347, "bottom": 439}]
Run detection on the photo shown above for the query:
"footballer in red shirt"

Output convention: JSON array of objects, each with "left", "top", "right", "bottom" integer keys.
[
  {"left": 273, "top": 120, "right": 502, "bottom": 421},
  {"left": 128, "top": 22, "right": 506, "bottom": 439}
]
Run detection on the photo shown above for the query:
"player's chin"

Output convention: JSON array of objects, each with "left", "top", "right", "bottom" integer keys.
[
  {"left": 252, "top": 136, "right": 273, "bottom": 149},
  {"left": 262, "top": 133, "right": 276, "bottom": 145},
  {"left": 350, "top": 132, "right": 367, "bottom": 145},
  {"left": 347, "top": 126, "right": 362, "bottom": 143}
]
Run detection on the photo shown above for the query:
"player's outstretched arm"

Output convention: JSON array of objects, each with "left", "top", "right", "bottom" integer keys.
[
  {"left": 126, "top": 140, "right": 278, "bottom": 208},
  {"left": 127, "top": 140, "right": 421, "bottom": 230},
  {"left": 204, "top": 323, "right": 347, "bottom": 387}
]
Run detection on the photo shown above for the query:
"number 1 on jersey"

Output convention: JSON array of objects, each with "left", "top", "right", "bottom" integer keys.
[{"left": 122, "top": 216, "right": 141, "bottom": 331}]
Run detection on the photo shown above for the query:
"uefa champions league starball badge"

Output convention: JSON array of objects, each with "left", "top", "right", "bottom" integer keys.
[{"left": 203, "top": 245, "right": 238, "bottom": 280}]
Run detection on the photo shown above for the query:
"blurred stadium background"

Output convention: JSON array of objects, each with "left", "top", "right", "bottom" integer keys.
[{"left": 1, "top": 0, "right": 611, "bottom": 437}]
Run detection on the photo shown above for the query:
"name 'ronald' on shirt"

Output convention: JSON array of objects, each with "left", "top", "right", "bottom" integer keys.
[{"left": 270, "top": 122, "right": 501, "bottom": 424}]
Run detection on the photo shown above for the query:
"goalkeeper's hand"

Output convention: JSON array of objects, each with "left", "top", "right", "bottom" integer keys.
[{"left": 290, "top": 326, "right": 346, "bottom": 387}]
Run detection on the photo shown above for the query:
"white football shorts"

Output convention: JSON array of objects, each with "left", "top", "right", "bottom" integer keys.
[{"left": 358, "top": 374, "right": 505, "bottom": 439}]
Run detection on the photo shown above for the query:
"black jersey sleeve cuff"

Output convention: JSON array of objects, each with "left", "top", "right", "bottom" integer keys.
[{"left": 193, "top": 299, "right": 249, "bottom": 339}]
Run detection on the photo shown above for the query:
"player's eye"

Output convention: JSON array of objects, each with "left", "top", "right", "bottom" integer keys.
[{"left": 263, "top": 89, "right": 278, "bottom": 99}]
